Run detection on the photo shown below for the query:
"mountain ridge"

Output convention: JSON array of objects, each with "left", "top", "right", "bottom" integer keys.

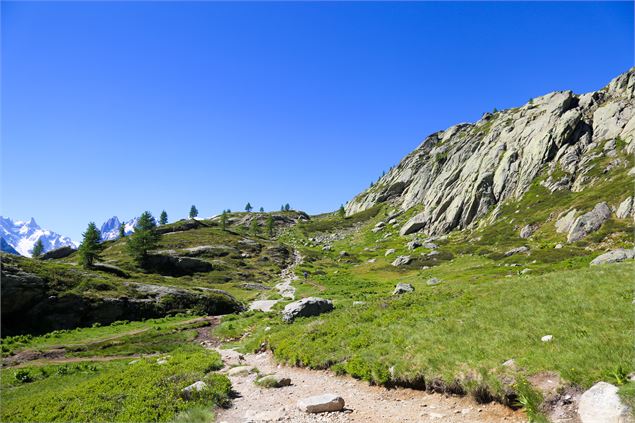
[{"left": 0, "top": 216, "right": 77, "bottom": 257}]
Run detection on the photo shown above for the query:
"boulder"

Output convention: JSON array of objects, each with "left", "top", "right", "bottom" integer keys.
[
  {"left": 422, "top": 242, "right": 438, "bottom": 249},
  {"left": 555, "top": 210, "right": 577, "bottom": 233},
  {"left": 426, "top": 277, "right": 441, "bottom": 286},
  {"left": 181, "top": 381, "right": 207, "bottom": 399},
  {"left": 392, "top": 256, "right": 412, "bottom": 267},
  {"left": 282, "top": 297, "right": 334, "bottom": 323},
  {"left": 590, "top": 249, "right": 635, "bottom": 265},
  {"left": 578, "top": 382, "right": 633, "bottom": 423},
  {"left": 519, "top": 224, "right": 537, "bottom": 239},
  {"left": 297, "top": 394, "right": 345, "bottom": 413},
  {"left": 40, "top": 246, "right": 76, "bottom": 260},
  {"left": 616, "top": 197, "right": 634, "bottom": 219},
  {"left": 255, "top": 374, "right": 292, "bottom": 388},
  {"left": 504, "top": 246, "right": 530, "bottom": 257},
  {"left": 399, "top": 212, "right": 427, "bottom": 236},
  {"left": 407, "top": 240, "right": 422, "bottom": 250},
  {"left": 393, "top": 283, "right": 414, "bottom": 295},
  {"left": 567, "top": 202, "right": 611, "bottom": 242},
  {"left": 385, "top": 249, "right": 396, "bottom": 256}
]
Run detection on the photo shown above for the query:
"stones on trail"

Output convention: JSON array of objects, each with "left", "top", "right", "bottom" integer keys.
[
  {"left": 541, "top": 335, "right": 553, "bottom": 342},
  {"left": 228, "top": 365, "right": 257, "bottom": 376},
  {"left": 297, "top": 394, "right": 345, "bottom": 413},
  {"left": 181, "top": 381, "right": 207, "bottom": 399},
  {"left": 426, "top": 277, "right": 441, "bottom": 286},
  {"left": 391, "top": 255, "right": 412, "bottom": 267},
  {"left": 590, "top": 248, "right": 635, "bottom": 265},
  {"left": 385, "top": 249, "right": 396, "bottom": 256},
  {"left": 578, "top": 382, "right": 634, "bottom": 423},
  {"left": 393, "top": 283, "right": 414, "bottom": 295},
  {"left": 504, "top": 246, "right": 529, "bottom": 257},
  {"left": 567, "top": 202, "right": 611, "bottom": 242},
  {"left": 519, "top": 224, "right": 537, "bottom": 239},
  {"left": 282, "top": 297, "right": 334, "bottom": 323},
  {"left": 254, "top": 374, "right": 291, "bottom": 388}
]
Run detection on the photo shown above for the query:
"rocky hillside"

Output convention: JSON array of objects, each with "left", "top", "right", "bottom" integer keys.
[{"left": 346, "top": 68, "right": 635, "bottom": 236}]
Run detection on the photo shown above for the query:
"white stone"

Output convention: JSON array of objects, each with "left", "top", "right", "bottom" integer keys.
[
  {"left": 578, "top": 382, "right": 633, "bottom": 423},
  {"left": 541, "top": 335, "right": 553, "bottom": 342},
  {"left": 297, "top": 394, "right": 345, "bottom": 413}
]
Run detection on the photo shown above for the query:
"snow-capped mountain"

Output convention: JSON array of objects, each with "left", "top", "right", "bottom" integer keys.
[
  {"left": 99, "top": 216, "right": 138, "bottom": 241},
  {"left": 1, "top": 237, "right": 19, "bottom": 255},
  {"left": 0, "top": 216, "right": 78, "bottom": 257}
]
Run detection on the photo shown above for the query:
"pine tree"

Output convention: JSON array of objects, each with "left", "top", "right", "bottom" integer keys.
[
  {"left": 79, "top": 222, "right": 103, "bottom": 268},
  {"left": 126, "top": 211, "right": 160, "bottom": 267},
  {"left": 220, "top": 210, "right": 228, "bottom": 231},
  {"left": 159, "top": 210, "right": 168, "bottom": 225},
  {"left": 259, "top": 207, "right": 264, "bottom": 212},
  {"left": 189, "top": 205, "right": 198, "bottom": 219},
  {"left": 280, "top": 205, "right": 284, "bottom": 211},
  {"left": 284, "top": 203, "right": 290, "bottom": 211},
  {"left": 250, "top": 218, "right": 259, "bottom": 236},
  {"left": 338, "top": 205, "right": 346, "bottom": 218},
  {"left": 266, "top": 215, "right": 274, "bottom": 237},
  {"left": 245, "top": 202, "right": 253, "bottom": 212},
  {"left": 119, "top": 223, "right": 126, "bottom": 238},
  {"left": 32, "top": 238, "right": 44, "bottom": 258}
]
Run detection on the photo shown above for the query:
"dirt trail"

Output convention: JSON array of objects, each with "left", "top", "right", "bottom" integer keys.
[
  {"left": 214, "top": 349, "right": 526, "bottom": 423},
  {"left": 250, "top": 250, "right": 301, "bottom": 312}
]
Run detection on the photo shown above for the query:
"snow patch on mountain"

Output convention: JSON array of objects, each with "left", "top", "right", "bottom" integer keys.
[
  {"left": 0, "top": 216, "right": 78, "bottom": 257},
  {"left": 99, "top": 216, "right": 138, "bottom": 241}
]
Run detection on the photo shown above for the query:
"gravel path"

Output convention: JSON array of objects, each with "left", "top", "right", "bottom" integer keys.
[
  {"left": 214, "top": 350, "right": 526, "bottom": 423},
  {"left": 250, "top": 250, "right": 301, "bottom": 312}
]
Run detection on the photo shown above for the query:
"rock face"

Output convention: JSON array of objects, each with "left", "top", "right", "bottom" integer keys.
[
  {"left": 297, "top": 394, "right": 345, "bottom": 413},
  {"left": 345, "top": 69, "right": 635, "bottom": 236},
  {"left": 578, "top": 382, "right": 633, "bottom": 423},
  {"left": 567, "top": 202, "right": 611, "bottom": 242},
  {"left": 590, "top": 248, "right": 635, "bottom": 265},
  {"left": 40, "top": 246, "right": 76, "bottom": 260},
  {"left": 393, "top": 283, "right": 414, "bottom": 295},
  {"left": 282, "top": 297, "right": 334, "bottom": 322}
]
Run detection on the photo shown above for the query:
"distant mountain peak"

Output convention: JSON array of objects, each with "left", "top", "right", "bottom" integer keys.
[
  {"left": 0, "top": 216, "right": 77, "bottom": 257},
  {"left": 99, "top": 216, "right": 137, "bottom": 241}
]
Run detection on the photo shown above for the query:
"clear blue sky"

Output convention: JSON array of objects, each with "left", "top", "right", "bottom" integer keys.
[{"left": 2, "top": 1, "right": 633, "bottom": 240}]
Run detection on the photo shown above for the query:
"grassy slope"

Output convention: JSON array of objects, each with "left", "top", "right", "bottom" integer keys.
[{"left": 1, "top": 318, "right": 230, "bottom": 423}]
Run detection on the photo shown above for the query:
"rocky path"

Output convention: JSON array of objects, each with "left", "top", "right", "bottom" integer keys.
[
  {"left": 214, "top": 349, "right": 526, "bottom": 423},
  {"left": 250, "top": 250, "right": 301, "bottom": 312}
]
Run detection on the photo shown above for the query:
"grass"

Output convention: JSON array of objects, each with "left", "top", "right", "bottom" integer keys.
[{"left": 1, "top": 348, "right": 230, "bottom": 423}]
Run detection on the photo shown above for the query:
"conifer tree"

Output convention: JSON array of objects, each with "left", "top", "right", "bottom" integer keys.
[
  {"left": 159, "top": 210, "right": 168, "bottom": 225},
  {"left": 259, "top": 207, "right": 264, "bottom": 212},
  {"left": 189, "top": 205, "right": 198, "bottom": 219},
  {"left": 266, "top": 215, "right": 274, "bottom": 237},
  {"left": 338, "top": 205, "right": 346, "bottom": 218},
  {"left": 280, "top": 205, "right": 284, "bottom": 211},
  {"left": 245, "top": 202, "right": 253, "bottom": 212},
  {"left": 32, "top": 238, "right": 44, "bottom": 258},
  {"left": 119, "top": 223, "right": 126, "bottom": 238},
  {"left": 221, "top": 210, "right": 228, "bottom": 231},
  {"left": 284, "top": 203, "right": 290, "bottom": 211},
  {"left": 126, "top": 211, "right": 160, "bottom": 267},
  {"left": 79, "top": 222, "right": 103, "bottom": 268}
]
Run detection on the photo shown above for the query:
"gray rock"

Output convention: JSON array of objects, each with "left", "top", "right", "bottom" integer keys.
[
  {"left": 297, "top": 394, "right": 345, "bottom": 413},
  {"left": 385, "top": 249, "right": 396, "bottom": 256},
  {"left": 282, "top": 297, "right": 334, "bottom": 322},
  {"left": 426, "top": 277, "right": 441, "bottom": 286},
  {"left": 240, "top": 283, "right": 271, "bottom": 291},
  {"left": 391, "top": 256, "right": 412, "bottom": 267},
  {"left": 567, "top": 202, "right": 611, "bottom": 242},
  {"left": 541, "top": 335, "right": 553, "bottom": 342},
  {"left": 228, "top": 365, "right": 256, "bottom": 376},
  {"left": 520, "top": 268, "right": 531, "bottom": 274},
  {"left": 554, "top": 243, "right": 564, "bottom": 249},
  {"left": 400, "top": 212, "right": 427, "bottom": 236},
  {"left": 39, "top": 246, "right": 76, "bottom": 260},
  {"left": 590, "top": 248, "right": 635, "bottom": 265},
  {"left": 255, "top": 374, "right": 291, "bottom": 388},
  {"left": 393, "top": 283, "right": 414, "bottom": 295},
  {"left": 181, "top": 381, "right": 207, "bottom": 399},
  {"left": 374, "top": 221, "right": 386, "bottom": 228},
  {"left": 339, "top": 251, "right": 349, "bottom": 257},
  {"left": 407, "top": 240, "right": 422, "bottom": 250},
  {"left": 578, "top": 382, "right": 633, "bottom": 423},
  {"left": 504, "top": 246, "right": 529, "bottom": 257},
  {"left": 519, "top": 224, "right": 537, "bottom": 239},
  {"left": 616, "top": 197, "right": 634, "bottom": 219},
  {"left": 555, "top": 210, "right": 577, "bottom": 234},
  {"left": 422, "top": 242, "right": 438, "bottom": 249}
]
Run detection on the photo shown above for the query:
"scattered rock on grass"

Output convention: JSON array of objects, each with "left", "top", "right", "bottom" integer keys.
[
  {"left": 504, "top": 246, "right": 529, "bottom": 257},
  {"left": 567, "top": 202, "right": 611, "bottom": 242},
  {"left": 393, "top": 283, "right": 414, "bottom": 295},
  {"left": 578, "top": 382, "right": 633, "bottom": 423},
  {"left": 181, "top": 381, "right": 207, "bottom": 399},
  {"left": 297, "top": 394, "right": 345, "bottom": 413},
  {"left": 590, "top": 248, "right": 635, "bottom": 265},
  {"left": 385, "top": 249, "right": 396, "bottom": 256},
  {"left": 426, "top": 278, "right": 441, "bottom": 286},
  {"left": 392, "top": 255, "right": 412, "bottom": 266},
  {"left": 541, "top": 335, "right": 553, "bottom": 342},
  {"left": 282, "top": 297, "right": 334, "bottom": 323}
]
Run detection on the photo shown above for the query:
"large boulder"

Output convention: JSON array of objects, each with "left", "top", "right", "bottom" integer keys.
[
  {"left": 282, "top": 297, "right": 334, "bottom": 323},
  {"left": 40, "top": 246, "right": 77, "bottom": 260},
  {"left": 590, "top": 249, "right": 635, "bottom": 265},
  {"left": 399, "top": 212, "right": 427, "bottom": 236},
  {"left": 578, "top": 382, "right": 633, "bottom": 423},
  {"left": 297, "top": 394, "right": 345, "bottom": 413},
  {"left": 567, "top": 202, "right": 611, "bottom": 242},
  {"left": 555, "top": 209, "right": 577, "bottom": 233},
  {"left": 616, "top": 197, "right": 634, "bottom": 219}
]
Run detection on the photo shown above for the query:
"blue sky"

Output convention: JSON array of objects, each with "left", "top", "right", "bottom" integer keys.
[{"left": 2, "top": 1, "right": 633, "bottom": 240}]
